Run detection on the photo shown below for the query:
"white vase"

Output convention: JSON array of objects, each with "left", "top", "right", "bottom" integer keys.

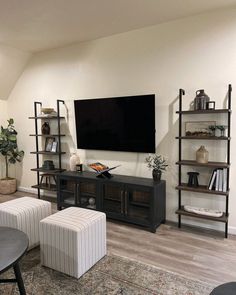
[{"left": 70, "top": 153, "right": 80, "bottom": 171}]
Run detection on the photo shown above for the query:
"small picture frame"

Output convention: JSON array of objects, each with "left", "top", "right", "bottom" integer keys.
[
  {"left": 206, "top": 101, "right": 215, "bottom": 110},
  {"left": 45, "top": 137, "right": 55, "bottom": 152},
  {"left": 51, "top": 141, "right": 58, "bottom": 153},
  {"left": 185, "top": 121, "right": 216, "bottom": 137}
]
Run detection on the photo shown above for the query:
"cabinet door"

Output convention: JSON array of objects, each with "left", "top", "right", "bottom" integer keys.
[
  {"left": 77, "top": 180, "right": 97, "bottom": 210},
  {"left": 58, "top": 177, "right": 77, "bottom": 206},
  {"left": 102, "top": 183, "right": 124, "bottom": 216},
  {"left": 125, "top": 185, "right": 152, "bottom": 224}
]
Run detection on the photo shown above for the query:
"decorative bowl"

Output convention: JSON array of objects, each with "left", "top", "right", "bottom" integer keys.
[{"left": 41, "top": 108, "right": 54, "bottom": 114}]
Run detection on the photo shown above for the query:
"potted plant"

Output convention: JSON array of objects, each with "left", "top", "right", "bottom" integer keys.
[
  {"left": 145, "top": 154, "right": 168, "bottom": 181},
  {"left": 0, "top": 119, "right": 24, "bottom": 194}
]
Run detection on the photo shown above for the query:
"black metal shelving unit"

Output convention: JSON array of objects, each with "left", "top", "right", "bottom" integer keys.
[
  {"left": 175, "top": 85, "right": 232, "bottom": 238},
  {"left": 29, "top": 99, "right": 65, "bottom": 199}
]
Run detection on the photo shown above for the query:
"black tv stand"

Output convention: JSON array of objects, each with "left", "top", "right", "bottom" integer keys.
[{"left": 57, "top": 171, "right": 166, "bottom": 233}]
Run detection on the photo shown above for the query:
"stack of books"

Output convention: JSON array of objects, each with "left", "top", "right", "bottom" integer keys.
[{"left": 208, "top": 168, "right": 227, "bottom": 192}]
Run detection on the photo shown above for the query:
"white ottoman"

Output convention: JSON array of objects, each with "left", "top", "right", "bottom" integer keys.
[
  {"left": 0, "top": 197, "right": 51, "bottom": 249},
  {"left": 39, "top": 207, "right": 106, "bottom": 278}
]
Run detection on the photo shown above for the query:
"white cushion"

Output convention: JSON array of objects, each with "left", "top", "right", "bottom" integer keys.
[
  {"left": 0, "top": 197, "right": 51, "bottom": 249},
  {"left": 39, "top": 207, "right": 106, "bottom": 278}
]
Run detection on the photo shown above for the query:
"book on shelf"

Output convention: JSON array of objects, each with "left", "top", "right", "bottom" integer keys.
[
  {"left": 215, "top": 169, "right": 220, "bottom": 191},
  {"left": 223, "top": 168, "right": 227, "bottom": 192},
  {"left": 219, "top": 169, "right": 223, "bottom": 191},
  {"left": 208, "top": 168, "right": 227, "bottom": 192},
  {"left": 208, "top": 170, "right": 217, "bottom": 190}
]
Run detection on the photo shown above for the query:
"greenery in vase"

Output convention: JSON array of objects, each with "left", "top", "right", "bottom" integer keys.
[
  {"left": 0, "top": 119, "right": 24, "bottom": 179},
  {"left": 208, "top": 125, "right": 216, "bottom": 136},
  {"left": 145, "top": 154, "right": 168, "bottom": 172}
]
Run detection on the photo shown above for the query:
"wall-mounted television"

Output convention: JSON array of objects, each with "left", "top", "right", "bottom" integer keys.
[{"left": 74, "top": 94, "right": 155, "bottom": 153}]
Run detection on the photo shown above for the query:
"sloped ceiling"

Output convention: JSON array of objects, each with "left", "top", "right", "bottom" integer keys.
[
  {"left": 0, "top": 44, "right": 31, "bottom": 100},
  {"left": 0, "top": 0, "right": 236, "bottom": 100},
  {"left": 0, "top": 0, "right": 236, "bottom": 52}
]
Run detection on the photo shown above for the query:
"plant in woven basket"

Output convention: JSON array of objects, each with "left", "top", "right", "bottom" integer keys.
[
  {"left": 0, "top": 118, "right": 24, "bottom": 179},
  {"left": 145, "top": 154, "right": 168, "bottom": 181}
]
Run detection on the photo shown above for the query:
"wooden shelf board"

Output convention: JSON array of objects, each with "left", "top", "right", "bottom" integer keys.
[
  {"left": 32, "top": 184, "right": 57, "bottom": 191},
  {"left": 176, "top": 183, "right": 229, "bottom": 196},
  {"left": 176, "top": 207, "right": 228, "bottom": 223},
  {"left": 30, "top": 134, "right": 66, "bottom": 137},
  {"left": 176, "top": 109, "right": 231, "bottom": 114},
  {"left": 176, "top": 160, "right": 229, "bottom": 168},
  {"left": 29, "top": 116, "right": 65, "bottom": 120},
  {"left": 31, "top": 168, "right": 65, "bottom": 173},
  {"left": 176, "top": 136, "right": 230, "bottom": 140},
  {"left": 30, "top": 151, "right": 66, "bottom": 155}
]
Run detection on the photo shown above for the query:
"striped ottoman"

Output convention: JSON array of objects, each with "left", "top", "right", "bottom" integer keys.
[
  {"left": 39, "top": 207, "right": 106, "bottom": 278},
  {"left": 0, "top": 197, "right": 51, "bottom": 249}
]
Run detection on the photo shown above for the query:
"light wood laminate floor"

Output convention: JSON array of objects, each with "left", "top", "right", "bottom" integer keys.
[{"left": 1, "top": 191, "right": 236, "bottom": 285}]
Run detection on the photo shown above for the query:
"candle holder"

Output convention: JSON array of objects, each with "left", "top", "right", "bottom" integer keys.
[
  {"left": 187, "top": 172, "right": 199, "bottom": 187},
  {"left": 216, "top": 125, "right": 227, "bottom": 137}
]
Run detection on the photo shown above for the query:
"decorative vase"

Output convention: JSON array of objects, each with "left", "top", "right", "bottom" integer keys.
[
  {"left": 196, "top": 145, "right": 209, "bottom": 163},
  {"left": 69, "top": 153, "right": 80, "bottom": 171},
  {"left": 194, "top": 90, "right": 210, "bottom": 110},
  {"left": 152, "top": 169, "right": 161, "bottom": 181},
  {"left": 41, "top": 122, "right": 50, "bottom": 135}
]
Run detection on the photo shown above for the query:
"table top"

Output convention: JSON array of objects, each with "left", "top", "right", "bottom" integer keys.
[{"left": 0, "top": 227, "right": 28, "bottom": 274}]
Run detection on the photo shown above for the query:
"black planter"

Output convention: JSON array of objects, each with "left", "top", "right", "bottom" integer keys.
[{"left": 152, "top": 170, "right": 162, "bottom": 181}]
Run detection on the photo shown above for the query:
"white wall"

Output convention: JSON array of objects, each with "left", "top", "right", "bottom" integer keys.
[
  {"left": 7, "top": 7, "right": 236, "bottom": 233},
  {"left": 0, "top": 100, "right": 8, "bottom": 178}
]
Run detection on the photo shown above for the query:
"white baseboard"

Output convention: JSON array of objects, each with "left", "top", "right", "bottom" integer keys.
[
  {"left": 228, "top": 226, "right": 236, "bottom": 235},
  {"left": 18, "top": 186, "right": 56, "bottom": 197},
  {"left": 18, "top": 186, "right": 37, "bottom": 194}
]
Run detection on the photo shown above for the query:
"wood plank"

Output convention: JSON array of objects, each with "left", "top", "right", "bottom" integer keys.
[
  {"left": 28, "top": 116, "right": 65, "bottom": 120},
  {"left": 30, "top": 151, "right": 66, "bottom": 155},
  {"left": 176, "top": 136, "right": 230, "bottom": 140},
  {"left": 176, "top": 206, "right": 228, "bottom": 223},
  {"left": 176, "top": 109, "right": 230, "bottom": 114},
  {"left": 176, "top": 183, "right": 229, "bottom": 196},
  {"left": 176, "top": 160, "right": 229, "bottom": 168}
]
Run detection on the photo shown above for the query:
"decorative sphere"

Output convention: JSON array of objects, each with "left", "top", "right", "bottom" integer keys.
[{"left": 89, "top": 198, "right": 95, "bottom": 205}]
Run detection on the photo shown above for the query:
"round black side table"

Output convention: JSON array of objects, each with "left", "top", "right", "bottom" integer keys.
[
  {"left": 210, "top": 282, "right": 236, "bottom": 295},
  {"left": 0, "top": 227, "right": 28, "bottom": 295}
]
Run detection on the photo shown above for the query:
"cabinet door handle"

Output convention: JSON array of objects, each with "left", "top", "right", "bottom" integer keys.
[
  {"left": 125, "top": 191, "right": 128, "bottom": 215},
  {"left": 76, "top": 183, "right": 80, "bottom": 205},
  {"left": 121, "top": 190, "right": 124, "bottom": 214}
]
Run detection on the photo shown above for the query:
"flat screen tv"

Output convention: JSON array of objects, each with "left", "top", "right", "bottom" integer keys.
[{"left": 74, "top": 94, "right": 155, "bottom": 153}]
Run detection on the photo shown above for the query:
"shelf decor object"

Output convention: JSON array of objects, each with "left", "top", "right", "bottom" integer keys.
[
  {"left": 196, "top": 145, "right": 209, "bottom": 163},
  {"left": 29, "top": 100, "right": 66, "bottom": 198},
  {"left": 175, "top": 84, "right": 232, "bottom": 238}
]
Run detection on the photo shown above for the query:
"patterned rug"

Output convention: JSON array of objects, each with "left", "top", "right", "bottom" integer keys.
[{"left": 1, "top": 248, "right": 215, "bottom": 295}]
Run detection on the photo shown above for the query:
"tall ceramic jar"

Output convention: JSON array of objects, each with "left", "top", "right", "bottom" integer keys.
[
  {"left": 194, "top": 90, "right": 210, "bottom": 110},
  {"left": 196, "top": 146, "right": 209, "bottom": 163},
  {"left": 70, "top": 153, "right": 80, "bottom": 171}
]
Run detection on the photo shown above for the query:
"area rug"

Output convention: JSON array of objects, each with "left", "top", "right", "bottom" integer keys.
[{"left": 1, "top": 248, "right": 215, "bottom": 295}]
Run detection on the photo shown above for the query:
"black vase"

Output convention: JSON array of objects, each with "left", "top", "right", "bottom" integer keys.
[
  {"left": 41, "top": 122, "right": 50, "bottom": 135},
  {"left": 152, "top": 170, "right": 161, "bottom": 181}
]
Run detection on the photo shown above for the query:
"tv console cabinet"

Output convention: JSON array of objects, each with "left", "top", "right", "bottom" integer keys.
[{"left": 57, "top": 171, "right": 166, "bottom": 233}]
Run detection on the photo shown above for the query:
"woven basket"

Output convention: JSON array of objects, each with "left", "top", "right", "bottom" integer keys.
[{"left": 0, "top": 178, "right": 17, "bottom": 194}]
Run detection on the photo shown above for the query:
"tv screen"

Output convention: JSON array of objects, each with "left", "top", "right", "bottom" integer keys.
[{"left": 74, "top": 94, "right": 155, "bottom": 153}]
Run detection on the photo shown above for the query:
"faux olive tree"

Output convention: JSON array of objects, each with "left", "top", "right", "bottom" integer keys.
[{"left": 0, "top": 118, "right": 24, "bottom": 179}]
